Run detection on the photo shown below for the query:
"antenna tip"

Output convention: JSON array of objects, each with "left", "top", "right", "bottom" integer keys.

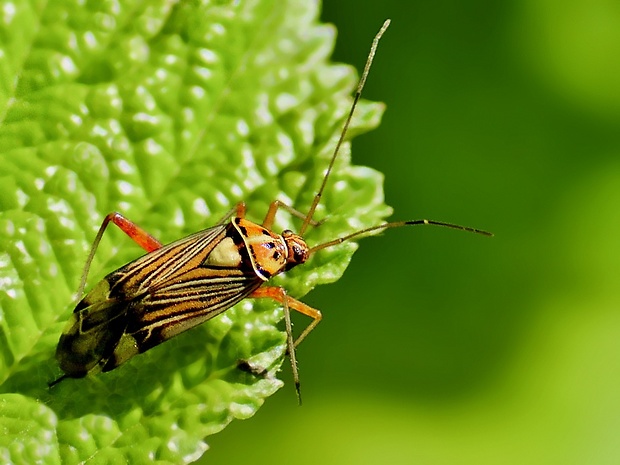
[
  {"left": 373, "top": 20, "right": 391, "bottom": 44},
  {"left": 380, "top": 19, "right": 391, "bottom": 34}
]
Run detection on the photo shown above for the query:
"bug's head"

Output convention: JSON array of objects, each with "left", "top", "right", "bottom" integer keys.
[{"left": 282, "top": 230, "right": 309, "bottom": 271}]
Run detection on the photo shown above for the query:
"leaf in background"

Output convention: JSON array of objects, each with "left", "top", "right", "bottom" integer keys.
[{"left": 0, "top": 0, "right": 388, "bottom": 463}]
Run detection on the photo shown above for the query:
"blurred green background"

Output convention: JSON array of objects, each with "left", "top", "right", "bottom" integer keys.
[{"left": 207, "top": 0, "right": 620, "bottom": 464}]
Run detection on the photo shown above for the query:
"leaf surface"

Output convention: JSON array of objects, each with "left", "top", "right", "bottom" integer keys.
[{"left": 0, "top": 0, "right": 388, "bottom": 462}]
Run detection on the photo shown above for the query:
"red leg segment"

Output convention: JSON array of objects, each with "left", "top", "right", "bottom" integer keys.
[
  {"left": 105, "top": 212, "right": 163, "bottom": 252},
  {"left": 76, "top": 212, "right": 162, "bottom": 299}
]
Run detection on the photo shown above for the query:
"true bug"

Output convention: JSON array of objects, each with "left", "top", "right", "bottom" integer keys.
[{"left": 51, "top": 20, "right": 491, "bottom": 396}]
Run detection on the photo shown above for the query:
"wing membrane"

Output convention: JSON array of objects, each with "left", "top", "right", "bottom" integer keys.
[
  {"left": 126, "top": 266, "right": 262, "bottom": 351},
  {"left": 109, "top": 224, "right": 228, "bottom": 296}
]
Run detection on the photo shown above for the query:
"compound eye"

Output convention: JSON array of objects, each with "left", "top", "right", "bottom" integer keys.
[
  {"left": 282, "top": 232, "right": 309, "bottom": 270},
  {"left": 294, "top": 245, "right": 306, "bottom": 263}
]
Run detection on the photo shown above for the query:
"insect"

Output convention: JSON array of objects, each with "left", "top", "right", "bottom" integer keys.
[{"left": 51, "top": 20, "right": 491, "bottom": 397}]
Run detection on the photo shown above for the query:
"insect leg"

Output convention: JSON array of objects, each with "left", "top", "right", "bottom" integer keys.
[
  {"left": 262, "top": 200, "right": 321, "bottom": 230},
  {"left": 212, "top": 202, "right": 246, "bottom": 226},
  {"left": 250, "top": 286, "right": 321, "bottom": 404},
  {"left": 76, "top": 212, "right": 163, "bottom": 298},
  {"left": 250, "top": 287, "right": 323, "bottom": 348},
  {"left": 235, "top": 202, "right": 246, "bottom": 218}
]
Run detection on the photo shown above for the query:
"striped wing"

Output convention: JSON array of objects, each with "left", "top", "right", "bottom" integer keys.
[
  {"left": 108, "top": 224, "right": 230, "bottom": 296},
  {"left": 123, "top": 264, "right": 263, "bottom": 354}
]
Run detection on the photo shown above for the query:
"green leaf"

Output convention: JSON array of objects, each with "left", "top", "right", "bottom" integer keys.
[
  {"left": 0, "top": 393, "right": 60, "bottom": 465},
  {"left": 0, "top": 0, "right": 388, "bottom": 462}
]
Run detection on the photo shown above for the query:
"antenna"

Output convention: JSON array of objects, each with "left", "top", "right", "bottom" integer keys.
[
  {"left": 309, "top": 220, "right": 492, "bottom": 255},
  {"left": 299, "top": 19, "right": 391, "bottom": 236}
]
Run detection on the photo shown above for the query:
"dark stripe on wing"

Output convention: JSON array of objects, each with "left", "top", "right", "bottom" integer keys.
[
  {"left": 126, "top": 266, "right": 262, "bottom": 352},
  {"left": 110, "top": 224, "right": 228, "bottom": 296}
]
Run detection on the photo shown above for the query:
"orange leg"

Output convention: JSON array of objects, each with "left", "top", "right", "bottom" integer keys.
[
  {"left": 262, "top": 200, "right": 322, "bottom": 230},
  {"left": 234, "top": 202, "right": 246, "bottom": 219},
  {"left": 250, "top": 286, "right": 323, "bottom": 404},
  {"left": 250, "top": 286, "right": 323, "bottom": 347},
  {"left": 211, "top": 202, "right": 246, "bottom": 226}
]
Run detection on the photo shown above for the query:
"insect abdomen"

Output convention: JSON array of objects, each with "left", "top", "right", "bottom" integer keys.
[{"left": 56, "top": 296, "right": 130, "bottom": 377}]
